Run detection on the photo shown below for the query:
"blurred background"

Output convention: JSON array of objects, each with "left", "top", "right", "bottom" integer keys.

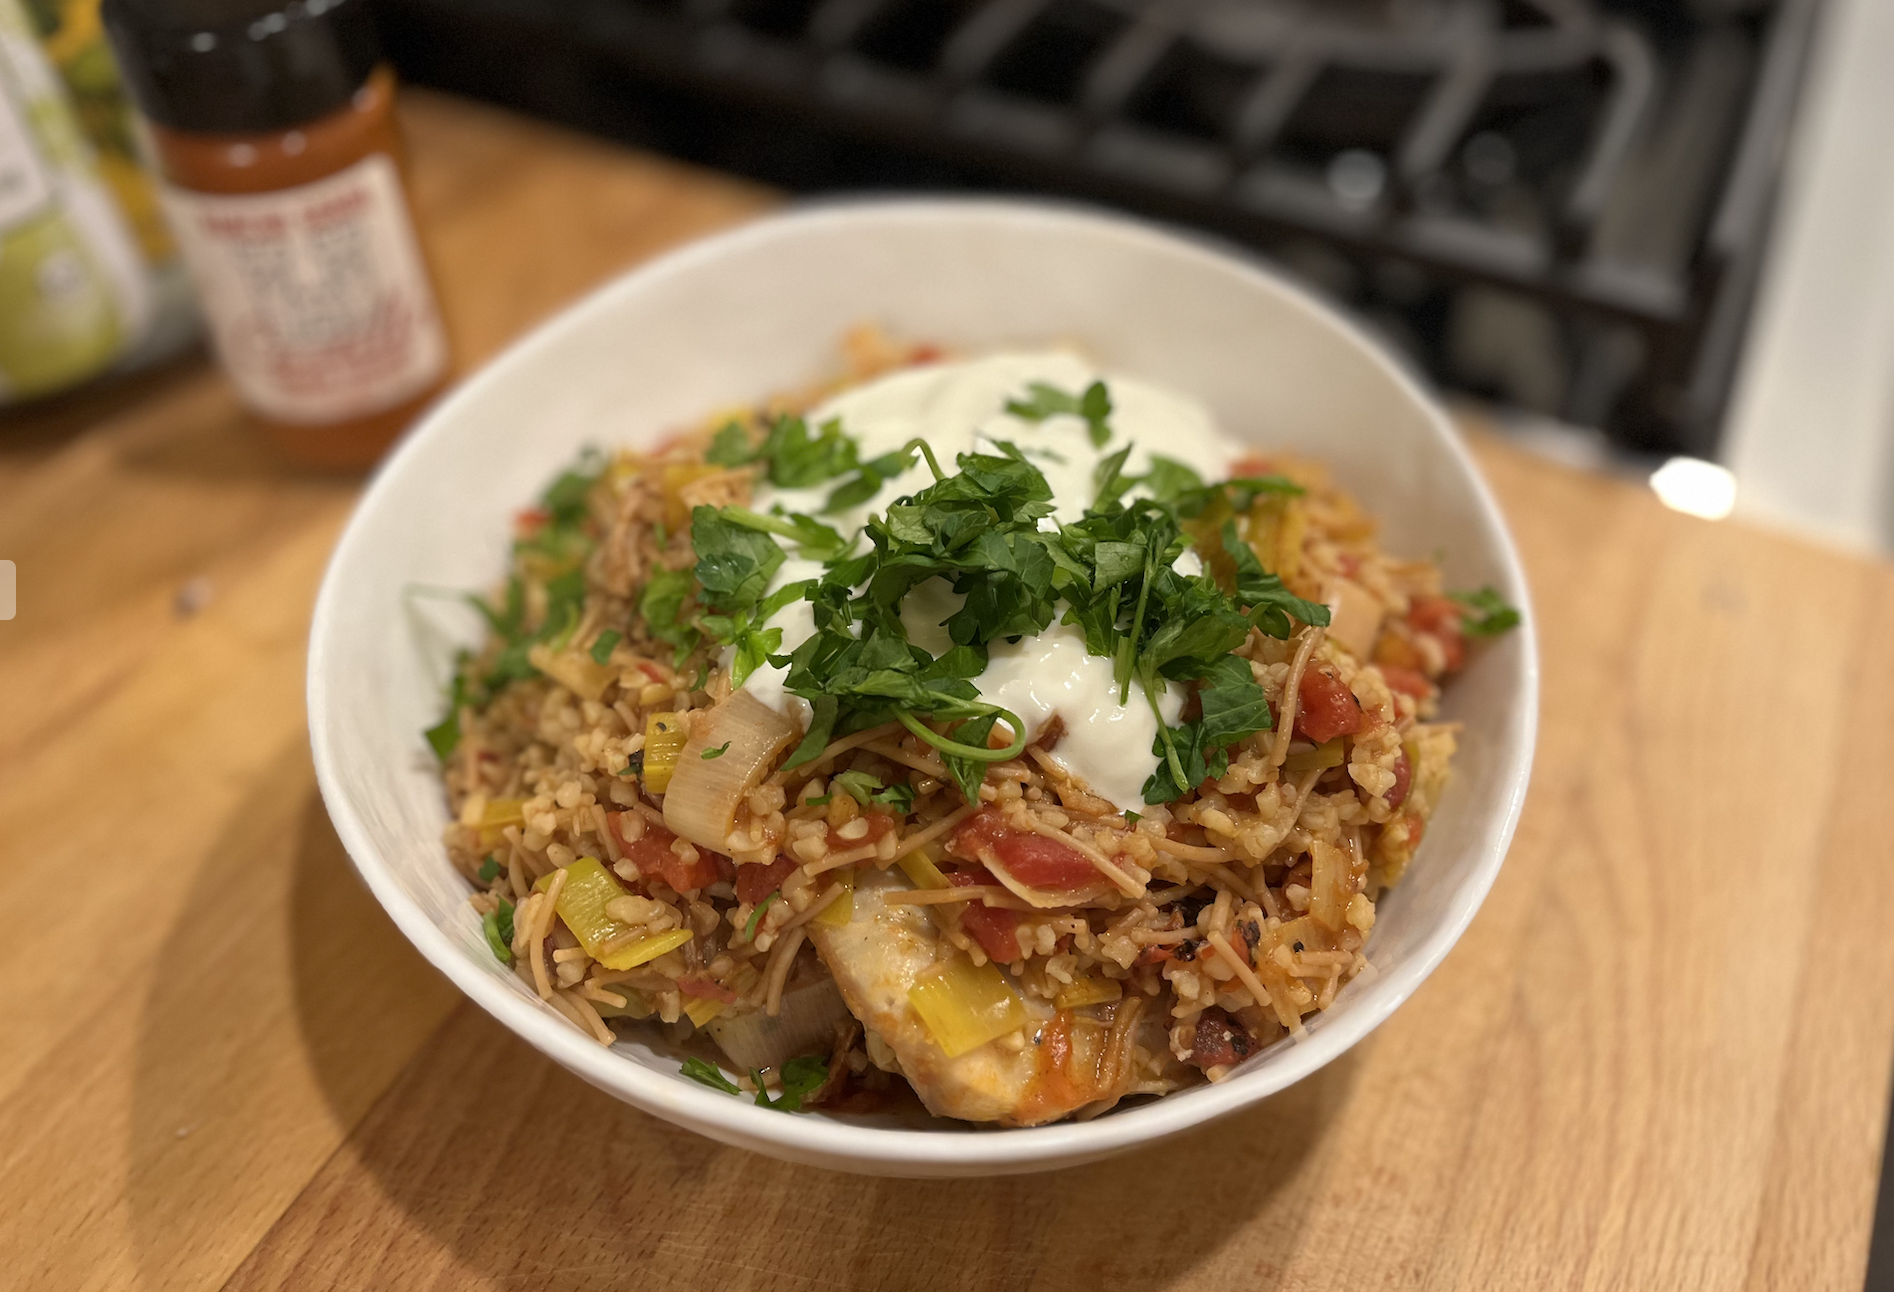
[{"left": 6, "top": 0, "right": 1894, "bottom": 545}]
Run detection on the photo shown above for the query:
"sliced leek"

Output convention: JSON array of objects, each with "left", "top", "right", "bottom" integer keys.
[
  {"left": 1053, "top": 976, "right": 1123, "bottom": 1010},
  {"left": 590, "top": 985, "right": 653, "bottom": 1019},
  {"left": 897, "top": 847, "right": 950, "bottom": 891},
  {"left": 533, "top": 857, "right": 694, "bottom": 970},
  {"left": 476, "top": 797, "right": 526, "bottom": 850},
  {"left": 682, "top": 994, "right": 730, "bottom": 1027},
  {"left": 814, "top": 868, "right": 855, "bottom": 927},
  {"left": 527, "top": 642, "right": 617, "bottom": 702},
  {"left": 908, "top": 955, "right": 1027, "bottom": 1058},
  {"left": 641, "top": 712, "right": 689, "bottom": 794},
  {"left": 1283, "top": 737, "right": 1346, "bottom": 774}
]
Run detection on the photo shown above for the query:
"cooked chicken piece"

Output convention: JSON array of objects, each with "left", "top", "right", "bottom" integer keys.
[{"left": 808, "top": 867, "right": 1182, "bottom": 1125}]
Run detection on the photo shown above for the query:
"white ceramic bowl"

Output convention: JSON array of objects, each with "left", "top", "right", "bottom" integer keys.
[{"left": 308, "top": 197, "right": 1537, "bottom": 1178}]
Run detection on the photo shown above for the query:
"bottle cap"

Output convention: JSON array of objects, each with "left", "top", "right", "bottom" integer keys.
[{"left": 100, "top": 0, "right": 382, "bottom": 135}]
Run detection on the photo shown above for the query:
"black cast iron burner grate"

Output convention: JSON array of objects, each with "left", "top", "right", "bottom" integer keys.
[{"left": 377, "top": 0, "right": 1822, "bottom": 457}]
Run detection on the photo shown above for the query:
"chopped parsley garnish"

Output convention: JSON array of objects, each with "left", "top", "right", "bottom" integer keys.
[
  {"left": 707, "top": 413, "right": 858, "bottom": 488},
  {"left": 616, "top": 751, "right": 644, "bottom": 778},
  {"left": 680, "top": 1053, "right": 828, "bottom": 1112},
  {"left": 710, "top": 413, "right": 918, "bottom": 515},
  {"left": 701, "top": 741, "right": 732, "bottom": 760},
  {"left": 753, "top": 1054, "right": 829, "bottom": 1112},
  {"left": 639, "top": 566, "right": 701, "bottom": 667},
  {"left": 1123, "top": 810, "right": 1141, "bottom": 826},
  {"left": 831, "top": 770, "right": 917, "bottom": 812},
  {"left": 483, "top": 898, "right": 515, "bottom": 964},
  {"left": 589, "top": 629, "right": 622, "bottom": 664},
  {"left": 425, "top": 708, "right": 460, "bottom": 761},
  {"left": 695, "top": 426, "right": 1330, "bottom": 805},
  {"left": 689, "top": 506, "right": 830, "bottom": 687},
  {"left": 1005, "top": 380, "right": 1114, "bottom": 448},
  {"left": 681, "top": 1056, "right": 742, "bottom": 1095},
  {"left": 477, "top": 855, "right": 501, "bottom": 882},
  {"left": 1451, "top": 585, "right": 1522, "bottom": 637},
  {"left": 426, "top": 453, "right": 610, "bottom": 756}
]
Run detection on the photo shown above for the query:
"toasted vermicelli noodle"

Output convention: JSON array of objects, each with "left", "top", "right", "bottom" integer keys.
[{"left": 435, "top": 333, "right": 1497, "bottom": 1125}]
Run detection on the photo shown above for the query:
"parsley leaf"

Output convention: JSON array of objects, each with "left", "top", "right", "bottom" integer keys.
[
  {"left": 1141, "top": 655, "right": 1275, "bottom": 802},
  {"left": 692, "top": 505, "right": 787, "bottom": 613},
  {"left": 589, "top": 629, "right": 622, "bottom": 664},
  {"left": 1451, "top": 585, "right": 1521, "bottom": 637},
  {"left": 702, "top": 741, "right": 732, "bottom": 760},
  {"left": 1220, "top": 520, "right": 1332, "bottom": 638},
  {"left": 829, "top": 770, "right": 918, "bottom": 812},
  {"left": 1169, "top": 473, "right": 1305, "bottom": 520},
  {"left": 753, "top": 1054, "right": 830, "bottom": 1112},
  {"left": 681, "top": 1057, "right": 742, "bottom": 1095},
  {"left": 825, "top": 446, "right": 919, "bottom": 514},
  {"left": 706, "top": 420, "right": 755, "bottom": 467},
  {"left": 477, "top": 855, "right": 500, "bottom": 882},
  {"left": 539, "top": 448, "right": 605, "bottom": 526},
  {"left": 1139, "top": 455, "right": 1205, "bottom": 503},
  {"left": 1005, "top": 380, "right": 1114, "bottom": 448},
  {"left": 425, "top": 710, "right": 460, "bottom": 761},
  {"left": 759, "top": 415, "right": 859, "bottom": 488},
  {"left": 639, "top": 566, "right": 702, "bottom": 666},
  {"left": 483, "top": 898, "right": 515, "bottom": 965}
]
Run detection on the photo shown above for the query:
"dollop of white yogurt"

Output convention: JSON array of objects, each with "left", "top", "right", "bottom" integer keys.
[{"left": 739, "top": 351, "right": 1241, "bottom": 809}]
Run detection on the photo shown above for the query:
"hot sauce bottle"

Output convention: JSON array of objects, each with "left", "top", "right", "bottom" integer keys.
[{"left": 101, "top": 0, "right": 449, "bottom": 469}]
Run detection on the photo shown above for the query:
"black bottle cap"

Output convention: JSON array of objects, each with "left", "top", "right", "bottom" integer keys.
[{"left": 100, "top": 0, "right": 382, "bottom": 135}]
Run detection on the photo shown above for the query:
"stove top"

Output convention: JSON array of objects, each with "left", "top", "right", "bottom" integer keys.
[{"left": 378, "top": 0, "right": 1822, "bottom": 456}]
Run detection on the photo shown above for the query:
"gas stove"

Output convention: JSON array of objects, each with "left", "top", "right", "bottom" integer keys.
[{"left": 377, "top": 0, "right": 1821, "bottom": 457}]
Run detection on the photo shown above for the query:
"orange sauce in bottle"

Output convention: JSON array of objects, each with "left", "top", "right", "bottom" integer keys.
[{"left": 103, "top": 2, "right": 450, "bottom": 470}]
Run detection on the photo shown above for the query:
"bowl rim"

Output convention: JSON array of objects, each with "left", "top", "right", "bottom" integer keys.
[{"left": 308, "top": 194, "right": 1538, "bottom": 1172}]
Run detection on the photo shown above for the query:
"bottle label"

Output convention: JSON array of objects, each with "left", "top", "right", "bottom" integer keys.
[{"left": 161, "top": 153, "right": 448, "bottom": 425}]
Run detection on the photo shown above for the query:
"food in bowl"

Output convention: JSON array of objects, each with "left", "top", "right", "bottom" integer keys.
[{"left": 427, "top": 333, "right": 1517, "bottom": 1127}]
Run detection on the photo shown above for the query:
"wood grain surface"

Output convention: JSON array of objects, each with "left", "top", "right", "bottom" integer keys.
[{"left": 1, "top": 91, "right": 1887, "bottom": 1292}]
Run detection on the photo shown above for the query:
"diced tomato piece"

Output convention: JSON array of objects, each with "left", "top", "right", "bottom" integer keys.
[
  {"left": 1294, "top": 663, "right": 1364, "bottom": 744},
  {"left": 513, "top": 507, "right": 550, "bottom": 538},
  {"left": 993, "top": 834, "right": 1096, "bottom": 890},
  {"left": 635, "top": 660, "right": 669, "bottom": 684},
  {"left": 734, "top": 854, "right": 796, "bottom": 907},
  {"left": 1380, "top": 664, "right": 1433, "bottom": 700},
  {"left": 607, "top": 813, "right": 721, "bottom": 893},
  {"left": 676, "top": 976, "right": 737, "bottom": 1003},
  {"left": 959, "top": 903, "right": 1023, "bottom": 965},
  {"left": 949, "top": 872, "right": 1024, "bottom": 964},
  {"left": 1230, "top": 453, "right": 1276, "bottom": 477},
  {"left": 1407, "top": 596, "right": 1467, "bottom": 673},
  {"left": 951, "top": 807, "right": 1009, "bottom": 859},
  {"left": 951, "top": 807, "right": 1097, "bottom": 891},
  {"left": 1387, "top": 749, "right": 1412, "bottom": 810},
  {"left": 1188, "top": 1007, "right": 1254, "bottom": 1070},
  {"left": 1135, "top": 945, "right": 1174, "bottom": 968},
  {"left": 1405, "top": 812, "right": 1427, "bottom": 849},
  {"left": 825, "top": 812, "right": 895, "bottom": 852}
]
